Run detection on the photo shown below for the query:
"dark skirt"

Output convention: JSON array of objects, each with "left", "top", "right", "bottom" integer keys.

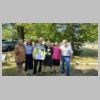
[
  {"left": 53, "top": 59, "right": 60, "bottom": 66},
  {"left": 25, "top": 54, "right": 33, "bottom": 71},
  {"left": 43, "top": 55, "right": 53, "bottom": 67}
]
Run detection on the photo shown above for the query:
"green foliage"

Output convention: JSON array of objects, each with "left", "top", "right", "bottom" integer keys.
[
  {"left": 2, "top": 23, "right": 18, "bottom": 39},
  {"left": 2, "top": 23, "right": 98, "bottom": 43}
]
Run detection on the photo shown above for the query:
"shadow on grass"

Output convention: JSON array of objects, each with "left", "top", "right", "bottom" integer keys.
[
  {"left": 80, "top": 48, "right": 98, "bottom": 58},
  {"left": 71, "top": 68, "right": 98, "bottom": 76},
  {"left": 2, "top": 66, "right": 98, "bottom": 76},
  {"left": 2, "top": 67, "right": 16, "bottom": 76}
]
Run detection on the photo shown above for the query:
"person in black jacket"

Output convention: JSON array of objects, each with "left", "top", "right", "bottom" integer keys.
[{"left": 43, "top": 41, "right": 53, "bottom": 73}]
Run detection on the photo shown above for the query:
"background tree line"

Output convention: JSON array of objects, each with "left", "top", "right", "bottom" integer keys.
[{"left": 2, "top": 23, "right": 98, "bottom": 53}]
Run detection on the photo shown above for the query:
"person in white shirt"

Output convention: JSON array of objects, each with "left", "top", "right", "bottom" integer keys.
[{"left": 60, "top": 39, "right": 73, "bottom": 76}]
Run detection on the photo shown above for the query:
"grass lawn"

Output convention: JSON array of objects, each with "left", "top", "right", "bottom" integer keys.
[{"left": 2, "top": 47, "right": 98, "bottom": 76}]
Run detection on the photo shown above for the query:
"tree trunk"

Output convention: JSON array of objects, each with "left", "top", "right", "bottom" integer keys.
[
  {"left": 71, "top": 24, "right": 75, "bottom": 54},
  {"left": 17, "top": 26, "right": 24, "bottom": 41}
]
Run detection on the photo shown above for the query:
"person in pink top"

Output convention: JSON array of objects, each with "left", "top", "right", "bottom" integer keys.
[{"left": 52, "top": 42, "right": 61, "bottom": 73}]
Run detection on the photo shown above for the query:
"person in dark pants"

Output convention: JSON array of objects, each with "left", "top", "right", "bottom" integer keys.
[
  {"left": 34, "top": 60, "right": 43, "bottom": 74},
  {"left": 52, "top": 42, "right": 61, "bottom": 73},
  {"left": 33, "top": 37, "right": 46, "bottom": 75},
  {"left": 24, "top": 39, "right": 33, "bottom": 75},
  {"left": 43, "top": 41, "right": 53, "bottom": 73}
]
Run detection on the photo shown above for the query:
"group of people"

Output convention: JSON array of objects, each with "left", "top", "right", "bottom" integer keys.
[{"left": 14, "top": 37, "right": 73, "bottom": 76}]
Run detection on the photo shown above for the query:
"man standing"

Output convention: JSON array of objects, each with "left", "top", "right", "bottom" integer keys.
[
  {"left": 60, "top": 39, "right": 73, "bottom": 76},
  {"left": 33, "top": 37, "right": 46, "bottom": 75}
]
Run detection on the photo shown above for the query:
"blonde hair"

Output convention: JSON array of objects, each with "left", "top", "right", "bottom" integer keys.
[{"left": 63, "top": 39, "right": 67, "bottom": 43}]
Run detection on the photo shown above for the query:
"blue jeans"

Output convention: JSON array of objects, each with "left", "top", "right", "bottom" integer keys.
[{"left": 61, "top": 56, "right": 71, "bottom": 76}]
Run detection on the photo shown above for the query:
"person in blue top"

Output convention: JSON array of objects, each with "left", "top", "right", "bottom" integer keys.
[{"left": 24, "top": 39, "right": 34, "bottom": 75}]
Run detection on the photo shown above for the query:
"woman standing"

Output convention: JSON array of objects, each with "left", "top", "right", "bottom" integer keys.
[
  {"left": 24, "top": 39, "right": 34, "bottom": 75},
  {"left": 52, "top": 42, "right": 61, "bottom": 73},
  {"left": 14, "top": 39, "right": 26, "bottom": 76},
  {"left": 43, "top": 41, "right": 53, "bottom": 73}
]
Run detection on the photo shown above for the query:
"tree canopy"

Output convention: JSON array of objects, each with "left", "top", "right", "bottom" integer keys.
[{"left": 2, "top": 23, "right": 98, "bottom": 43}]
